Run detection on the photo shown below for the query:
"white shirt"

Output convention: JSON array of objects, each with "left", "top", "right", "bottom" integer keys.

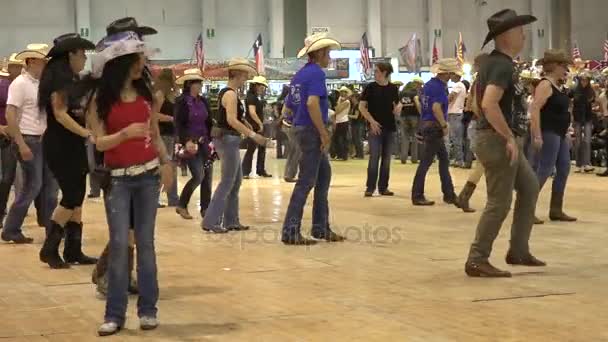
[
  {"left": 6, "top": 70, "right": 46, "bottom": 135},
  {"left": 335, "top": 99, "right": 351, "bottom": 124},
  {"left": 448, "top": 81, "right": 467, "bottom": 114}
]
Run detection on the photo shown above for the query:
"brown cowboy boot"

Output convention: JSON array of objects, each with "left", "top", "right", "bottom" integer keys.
[
  {"left": 92, "top": 242, "right": 110, "bottom": 285},
  {"left": 456, "top": 182, "right": 477, "bottom": 213}
]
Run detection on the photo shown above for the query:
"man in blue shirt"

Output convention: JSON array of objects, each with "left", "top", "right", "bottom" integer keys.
[
  {"left": 281, "top": 33, "right": 345, "bottom": 245},
  {"left": 411, "top": 58, "right": 463, "bottom": 207}
]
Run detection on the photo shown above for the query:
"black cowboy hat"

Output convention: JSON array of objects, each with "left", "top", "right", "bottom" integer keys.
[
  {"left": 106, "top": 17, "right": 157, "bottom": 36},
  {"left": 46, "top": 33, "right": 95, "bottom": 58},
  {"left": 482, "top": 9, "right": 537, "bottom": 48}
]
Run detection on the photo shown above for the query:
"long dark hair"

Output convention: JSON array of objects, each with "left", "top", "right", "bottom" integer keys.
[
  {"left": 575, "top": 77, "right": 595, "bottom": 101},
  {"left": 182, "top": 79, "right": 202, "bottom": 97},
  {"left": 38, "top": 53, "right": 76, "bottom": 111},
  {"left": 96, "top": 53, "right": 153, "bottom": 122}
]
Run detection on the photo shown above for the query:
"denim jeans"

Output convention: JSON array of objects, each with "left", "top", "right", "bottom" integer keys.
[
  {"left": 283, "top": 126, "right": 301, "bottom": 180},
  {"left": 275, "top": 124, "right": 288, "bottom": 159},
  {"left": 468, "top": 131, "right": 539, "bottom": 262},
  {"left": 332, "top": 122, "right": 350, "bottom": 160},
  {"left": 412, "top": 122, "right": 455, "bottom": 199},
  {"left": 574, "top": 122, "right": 592, "bottom": 167},
  {"left": 0, "top": 143, "right": 17, "bottom": 218},
  {"left": 202, "top": 135, "right": 242, "bottom": 229},
  {"left": 399, "top": 116, "right": 420, "bottom": 163},
  {"left": 104, "top": 171, "right": 160, "bottom": 326},
  {"left": 366, "top": 129, "right": 395, "bottom": 193},
  {"left": 161, "top": 135, "right": 179, "bottom": 206},
  {"left": 282, "top": 126, "right": 331, "bottom": 239},
  {"left": 448, "top": 113, "right": 465, "bottom": 164},
  {"left": 179, "top": 147, "right": 213, "bottom": 213},
  {"left": 242, "top": 138, "right": 267, "bottom": 176},
  {"left": 536, "top": 131, "right": 571, "bottom": 194},
  {"left": 3, "top": 136, "right": 58, "bottom": 237},
  {"left": 350, "top": 122, "right": 365, "bottom": 159}
]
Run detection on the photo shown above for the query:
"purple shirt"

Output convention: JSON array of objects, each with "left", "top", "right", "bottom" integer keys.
[
  {"left": 0, "top": 78, "right": 10, "bottom": 125},
  {"left": 287, "top": 63, "right": 329, "bottom": 127},
  {"left": 185, "top": 95, "right": 209, "bottom": 139}
]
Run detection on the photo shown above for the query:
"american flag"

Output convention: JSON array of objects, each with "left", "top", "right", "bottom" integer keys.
[
  {"left": 253, "top": 33, "right": 265, "bottom": 75},
  {"left": 457, "top": 32, "right": 466, "bottom": 65},
  {"left": 398, "top": 33, "right": 418, "bottom": 72},
  {"left": 360, "top": 32, "right": 371, "bottom": 76},
  {"left": 194, "top": 33, "right": 204, "bottom": 70},
  {"left": 432, "top": 36, "right": 439, "bottom": 65},
  {"left": 603, "top": 35, "right": 608, "bottom": 61},
  {"left": 572, "top": 41, "right": 581, "bottom": 60}
]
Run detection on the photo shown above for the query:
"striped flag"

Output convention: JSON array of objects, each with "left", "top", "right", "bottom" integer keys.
[
  {"left": 360, "top": 32, "right": 371, "bottom": 76},
  {"left": 432, "top": 36, "right": 439, "bottom": 65},
  {"left": 572, "top": 41, "right": 581, "bottom": 60},
  {"left": 603, "top": 35, "right": 608, "bottom": 61},
  {"left": 398, "top": 33, "right": 418, "bottom": 72},
  {"left": 194, "top": 33, "right": 205, "bottom": 70},
  {"left": 457, "top": 32, "right": 466, "bottom": 65},
  {"left": 253, "top": 33, "right": 265, "bottom": 75}
]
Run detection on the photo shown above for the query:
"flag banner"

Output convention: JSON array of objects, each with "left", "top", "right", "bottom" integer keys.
[
  {"left": 253, "top": 33, "right": 265, "bottom": 75},
  {"left": 572, "top": 41, "right": 581, "bottom": 60},
  {"left": 603, "top": 36, "right": 608, "bottom": 61},
  {"left": 360, "top": 32, "right": 372, "bottom": 77},
  {"left": 432, "top": 36, "right": 439, "bottom": 65},
  {"left": 195, "top": 33, "right": 204, "bottom": 70},
  {"left": 398, "top": 33, "right": 418, "bottom": 72},
  {"left": 457, "top": 32, "right": 466, "bottom": 65}
]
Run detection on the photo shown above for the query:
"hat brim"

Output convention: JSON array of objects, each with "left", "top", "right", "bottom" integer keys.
[
  {"left": 107, "top": 26, "right": 158, "bottom": 36},
  {"left": 297, "top": 38, "right": 341, "bottom": 58},
  {"left": 228, "top": 64, "right": 258, "bottom": 77},
  {"left": 482, "top": 15, "right": 537, "bottom": 48},
  {"left": 47, "top": 37, "right": 96, "bottom": 58},
  {"left": 14, "top": 50, "right": 48, "bottom": 61},
  {"left": 0, "top": 70, "right": 8, "bottom": 77},
  {"left": 251, "top": 81, "right": 269, "bottom": 88},
  {"left": 431, "top": 64, "right": 463, "bottom": 76},
  {"left": 176, "top": 74, "right": 204, "bottom": 85}
]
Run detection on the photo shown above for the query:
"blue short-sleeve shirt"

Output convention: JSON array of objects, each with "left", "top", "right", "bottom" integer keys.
[
  {"left": 420, "top": 77, "right": 448, "bottom": 122},
  {"left": 289, "top": 63, "right": 329, "bottom": 127}
]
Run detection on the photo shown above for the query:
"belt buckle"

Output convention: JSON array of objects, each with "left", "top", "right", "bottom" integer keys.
[{"left": 126, "top": 165, "right": 145, "bottom": 176}]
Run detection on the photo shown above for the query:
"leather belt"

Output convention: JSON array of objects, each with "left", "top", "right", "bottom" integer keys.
[{"left": 110, "top": 158, "right": 160, "bottom": 177}]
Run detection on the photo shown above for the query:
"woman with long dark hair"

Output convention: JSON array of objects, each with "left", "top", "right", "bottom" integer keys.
[
  {"left": 88, "top": 31, "right": 172, "bottom": 336},
  {"left": 572, "top": 71, "right": 596, "bottom": 173},
  {"left": 242, "top": 76, "right": 271, "bottom": 178},
  {"left": 530, "top": 50, "right": 577, "bottom": 222},
  {"left": 37, "top": 33, "right": 97, "bottom": 269},
  {"left": 174, "top": 68, "right": 213, "bottom": 220}
]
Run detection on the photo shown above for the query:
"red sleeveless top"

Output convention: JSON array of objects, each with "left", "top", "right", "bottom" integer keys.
[{"left": 104, "top": 96, "right": 158, "bottom": 168}]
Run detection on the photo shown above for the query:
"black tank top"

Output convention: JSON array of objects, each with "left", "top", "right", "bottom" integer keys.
[
  {"left": 214, "top": 87, "right": 244, "bottom": 133},
  {"left": 540, "top": 79, "right": 571, "bottom": 137}
]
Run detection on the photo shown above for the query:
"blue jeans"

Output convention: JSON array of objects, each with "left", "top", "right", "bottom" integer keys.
[
  {"left": 161, "top": 136, "right": 179, "bottom": 206},
  {"left": 574, "top": 122, "right": 592, "bottom": 167},
  {"left": 178, "top": 147, "right": 213, "bottom": 213},
  {"left": 283, "top": 126, "right": 301, "bottom": 180},
  {"left": 104, "top": 171, "right": 160, "bottom": 325},
  {"left": 282, "top": 126, "right": 331, "bottom": 239},
  {"left": 536, "top": 131, "right": 571, "bottom": 194},
  {"left": 3, "top": 136, "right": 58, "bottom": 237},
  {"left": 412, "top": 122, "right": 455, "bottom": 199},
  {"left": 366, "top": 129, "right": 395, "bottom": 193},
  {"left": 202, "top": 135, "right": 242, "bottom": 229},
  {"left": 448, "top": 113, "right": 464, "bottom": 164}
]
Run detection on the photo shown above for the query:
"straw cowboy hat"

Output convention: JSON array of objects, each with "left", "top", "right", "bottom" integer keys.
[
  {"left": 0, "top": 59, "right": 7, "bottom": 77},
  {"left": 297, "top": 33, "right": 341, "bottom": 58},
  {"left": 602, "top": 67, "right": 608, "bottom": 75},
  {"left": 537, "top": 49, "right": 573, "bottom": 66},
  {"left": 412, "top": 76, "right": 424, "bottom": 84},
  {"left": 249, "top": 75, "right": 269, "bottom": 87},
  {"left": 106, "top": 17, "right": 157, "bottom": 36},
  {"left": 7, "top": 53, "right": 24, "bottom": 66},
  {"left": 482, "top": 9, "right": 537, "bottom": 48},
  {"left": 392, "top": 80, "right": 404, "bottom": 87},
  {"left": 431, "top": 58, "right": 463, "bottom": 76},
  {"left": 227, "top": 57, "right": 258, "bottom": 76},
  {"left": 15, "top": 43, "right": 50, "bottom": 61},
  {"left": 175, "top": 68, "right": 204, "bottom": 85},
  {"left": 338, "top": 86, "right": 353, "bottom": 96},
  {"left": 520, "top": 70, "right": 540, "bottom": 80},
  {"left": 47, "top": 33, "right": 95, "bottom": 58},
  {"left": 91, "top": 31, "right": 159, "bottom": 78}
]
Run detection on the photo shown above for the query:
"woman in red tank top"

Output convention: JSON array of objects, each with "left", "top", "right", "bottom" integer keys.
[{"left": 87, "top": 30, "right": 173, "bottom": 337}]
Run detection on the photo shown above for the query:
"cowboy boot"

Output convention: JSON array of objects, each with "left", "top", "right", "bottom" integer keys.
[
  {"left": 39, "top": 221, "right": 70, "bottom": 269},
  {"left": 92, "top": 242, "right": 110, "bottom": 285},
  {"left": 549, "top": 192, "right": 577, "bottom": 222},
  {"left": 456, "top": 182, "right": 477, "bottom": 213},
  {"left": 63, "top": 222, "right": 98, "bottom": 264}
]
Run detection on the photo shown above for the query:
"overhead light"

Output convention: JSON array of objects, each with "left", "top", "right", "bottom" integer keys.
[{"left": 462, "top": 63, "right": 472, "bottom": 75}]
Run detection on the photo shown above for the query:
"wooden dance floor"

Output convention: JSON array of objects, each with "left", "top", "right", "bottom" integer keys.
[{"left": 0, "top": 156, "right": 606, "bottom": 341}]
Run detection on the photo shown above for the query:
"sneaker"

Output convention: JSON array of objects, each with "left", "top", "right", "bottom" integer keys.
[
  {"left": 140, "top": 316, "right": 159, "bottom": 330},
  {"left": 98, "top": 321, "right": 121, "bottom": 336},
  {"left": 584, "top": 166, "right": 595, "bottom": 173}
]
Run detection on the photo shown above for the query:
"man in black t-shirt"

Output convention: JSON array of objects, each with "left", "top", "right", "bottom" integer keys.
[
  {"left": 242, "top": 77, "right": 272, "bottom": 178},
  {"left": 398, "top": 79, "right": 423, "bottom": 164},
  {"left": 465, "top": 9, "right": 545, "bottom": 278},
  {"left": 359, "top": 62, "right": 402, "bottom": 197}
]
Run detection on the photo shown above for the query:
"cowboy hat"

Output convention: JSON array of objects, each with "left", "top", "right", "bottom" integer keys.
[
  {"left": 602, "top": 67, "right": 608, "bottom": 75},
  {"left": 482, "top": 9, "right": 537, "bottom": 48},
  {"left": 520, "top": 70, "right": 540, "bottom": 80},
  {"left": 411, "top": 76, "right": 424, "bottom": 84},
  {"left": 391, "top": 80, "right": 404, "bottom": 87},
  {"left": 106, "top": 17, "right": 157, "bottom": 36},
  {"left": 15, "top": 44, "right": 50, "bottom": 61},
  {"left": 249, "top": 75, "right": 269, "bottom": 87},
  {"left": 227, "top": 57, "right": 258, "bottom": 77},
  {"left": 297, "top": 33, "right": 341, "bottom": 59},
  {"left": 578, "top": 70, "right": 593, "bottom": 79},
  {"left": 7, "top": 53, "right": 24, "bottom": 66},
  {"left": 536, "top": 49, "right": 573, "bottom": 66},
  {"left": 431, "top": 58, "right": 463, "bottom": 76},
  {"left": 46, "top": 33, "right": 95, "bottom": 58},
  {"left": 91, "top": 31, "right": 159, "bottom": 78},
  {"left": 175, "top": 68, "right": 204, "bottom": 85},
  {"left": 338, "top": 86, "right": 353, "bottom": 96},
  {"left": 0, "top": 59, "right": 7, "bottom": 77}
]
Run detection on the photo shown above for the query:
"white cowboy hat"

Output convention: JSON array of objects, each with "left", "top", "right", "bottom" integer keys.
[
  {"left": 338, "top": 86, "right": 353, "bottom": 96},
  {"left": 0, "top": 59, "right": 7, "bottom": 77},
  {"left": 249, "top": 75, "right": 269, "bottom": 87},
  {"left": 227, "top": 57, "right": 258, "bottom": 77},
  {"left": 15, "top": 44, "right": 50, "bottom": 61},
  {"left": 7, "top": 53, "right": 24, "bottom": 66},
  {"left": 175, "top": 68, "right": 204, "bottom": 85},
  {"left": 297, "top": 33, "right": 341, "bottom": 59},
  {"left": 602, "top": 67, "right": 608, "bottom": 75},
  {"left": 91, "top": 31, "right": 159, "bottom": 78},
  {"left": 431, "top": 58, "right": 463, "bottom": 76}
]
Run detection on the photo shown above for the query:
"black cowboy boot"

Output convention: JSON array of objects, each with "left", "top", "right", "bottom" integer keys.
[
  {"left": 63, "top": 222, "right": 98, "bottom": 264},
  {"left": 549, "top": 192, "right": 577, "bottom": 222},
  {"left": 456, "top": 182, "right": 477, "bottom": 213},
  {"left": 40, "top": 221, "right": 70, "bottom": 269}
]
